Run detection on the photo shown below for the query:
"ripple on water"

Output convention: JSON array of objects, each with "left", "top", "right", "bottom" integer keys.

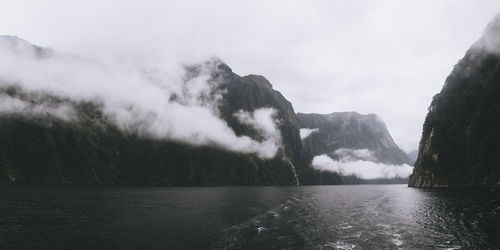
[
  {"left": 256, "top": 227, "right": 267, "bottom": 233},
  {"left": 1, "top": 185, "right": 499, "bottom": 249},
  {"left": 322, "top": 241, "right": 356, "bottom": 249},
  {"left": 266, "top": 210, "right": 280, "bottom": 218}
]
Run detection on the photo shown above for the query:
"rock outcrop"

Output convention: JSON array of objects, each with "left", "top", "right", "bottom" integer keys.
[{"left": 409, "top": 14, "right": 500, "bottom": 188}]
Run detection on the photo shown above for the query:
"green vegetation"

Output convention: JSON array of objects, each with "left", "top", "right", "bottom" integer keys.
[{"left": 0, "top": 113, "right": 300, "bottom": 185}]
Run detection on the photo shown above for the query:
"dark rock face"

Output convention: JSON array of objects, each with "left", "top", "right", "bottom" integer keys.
[
  {"left": 0, "top": 114, "right": 298, "bottom": 185},
  {"left": 216, "top": 65, "right": 304, "bottom": 162},
  {"left": 297, "top": 112, "right": 411, "bottom": 165},
  {"left": 409, "top": 15, "right": 500, "bottom": 188},
  {"left": 406, "top": 150, "right": 419, "bottom": 164},
  {"left": 216, "top": 72, "right": 346, "bottom": 185}
]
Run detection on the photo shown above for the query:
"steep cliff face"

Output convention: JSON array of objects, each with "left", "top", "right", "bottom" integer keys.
[
  {"left": 0, "top": 86, "right": 301, "bottom": 185},
  {"left": 216, "top": 67, "right": 315, "bottom": 185},
  {"left": 0, "top": 36, "right": 306, "bottom": 185},
  {"left": 409, "top": 15, "right": 500, "bottom": 188},
  {"left": 297, "top": 112, "right": 411, "bottom": 165}
]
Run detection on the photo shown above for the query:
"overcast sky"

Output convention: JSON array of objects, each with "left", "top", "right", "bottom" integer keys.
[{"left": 1, "top": 0, "right": 500, "bottom": 152}]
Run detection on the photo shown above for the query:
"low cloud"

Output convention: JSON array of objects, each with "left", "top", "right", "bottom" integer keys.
[
  {"left": 299, "top": 128, "right": 319, "bottom": 140},
  {"left": 0, "top": 36, "right": 282, "bottom": 159},
  {"left": 311, "top": 149, "right": 413, "bottom": 179},
  {"left": 0, "top": 92, "right": 77, "bottom": 121},
  {"left": 333, "top": 148, "right": 378, "bottom": 162},
  {"left": 234, "top": 108, "right": 282, "bottom": 159},
  {"left": 473, "top": 12, "right": 500, "bottom": 54}
]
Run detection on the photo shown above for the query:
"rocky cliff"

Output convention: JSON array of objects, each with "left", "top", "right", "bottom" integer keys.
[
  {"left": 297, "top": 112, "right": 411, "bottom": 165},
  {"left": 409, "top": 15, "right": 500, "bottom": 188}
]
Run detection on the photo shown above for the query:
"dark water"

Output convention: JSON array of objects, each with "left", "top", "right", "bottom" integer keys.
[{"left": 0, "top": 185, "right": 499, "bottom": 249}]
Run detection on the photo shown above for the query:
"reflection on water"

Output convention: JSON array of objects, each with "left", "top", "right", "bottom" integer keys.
[
  {"left": 0, "top": 185, "right": 498, "bottom": 249},
  {"left": 215, "top": 186, "right": 500, "bottom": 249}
]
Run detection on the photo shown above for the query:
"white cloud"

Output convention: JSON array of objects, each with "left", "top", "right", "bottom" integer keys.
[
  {"left": 1, "top": 1, "right": 500, "bottom": 153},
  {"left": 299, "top": 128, "right": 319, "bottom": 140},
  {"left": 311, "top": 150, "right": 414, "bottom": 179},
  {"left": 234, "top": 108, "right": 282, "bottom": 159},
  {"left": 473, "top": 12, "right": 500, "bottom": 54},
  {"left": 333, "top": 148, "right": 378, "bottom": 162},
  {"left": 0, "top": 93, "right": 76, "bottom": 121},
  {"left": 0, "top": 37, "right": 282, "bottom": 159}
]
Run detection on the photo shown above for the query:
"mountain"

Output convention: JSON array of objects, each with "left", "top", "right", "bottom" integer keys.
[
  {"left": 409, "top": 14, "right": 500, "bottom": 188},
  {"left": 297, "top": 112, "right": 412, "bottom": 165},
  {"left": 0, "top": 36, "right": 312, "bottom": 185},
  {"left": 0, "top": 35, "right": 408, "bottom": 186},
  {"left": 406, "top": 149, "right": 418, "bottom": 164},
  {"left": 0, "top": 35, "right": 349, "bottom": 185},
  {"left": 0, "top": 82, "right": 296, "bottom": 185}
]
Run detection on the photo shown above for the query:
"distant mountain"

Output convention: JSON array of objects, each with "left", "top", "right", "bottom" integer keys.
[
  {"left": 406, "top": 149, "right": 419, "bottom": 164},
  {"left": 409, "top": 14, "right": 500, "bottom": 188},
  {"left": 297, "top": 112, "right": 412, "bottom": 165}
]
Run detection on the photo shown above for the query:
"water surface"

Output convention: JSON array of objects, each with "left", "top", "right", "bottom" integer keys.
[{"left": 0, "top": 185, "right": 499, "bottom": 249}]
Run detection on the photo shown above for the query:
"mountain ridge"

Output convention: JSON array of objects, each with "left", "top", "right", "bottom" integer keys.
[
  {"left": 297, "top": 112, "right": 412, "bottom": 165},
  {"left": 0, "top": 35, "right": 411, "bottom": 185}
]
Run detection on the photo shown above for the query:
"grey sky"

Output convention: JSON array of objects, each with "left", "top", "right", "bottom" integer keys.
[{"left": 1, "top": 0, "right": 500, "bottom": 152}]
